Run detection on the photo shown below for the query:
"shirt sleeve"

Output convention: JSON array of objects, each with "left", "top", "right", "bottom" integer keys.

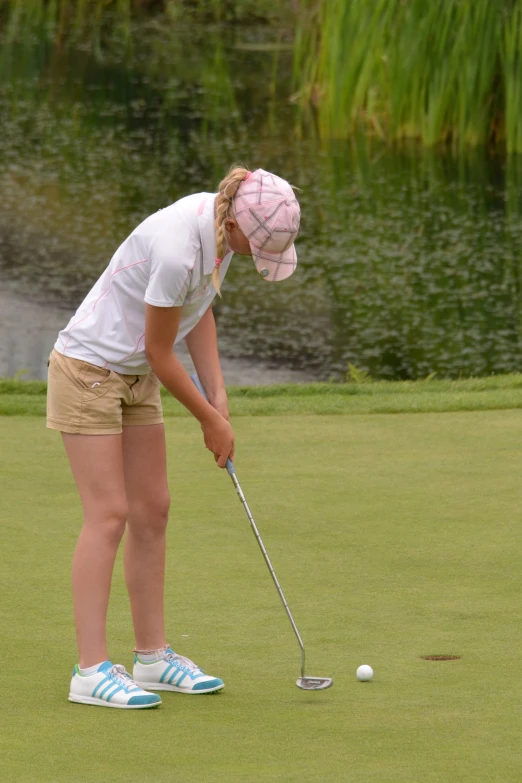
[{"left": 144, "top": 219, "right": 200, "bottom": 307}]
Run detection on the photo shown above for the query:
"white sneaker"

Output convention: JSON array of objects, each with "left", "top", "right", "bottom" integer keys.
[
  {"left": 69, "top": 661, "right": 162, "bottom": 709},
  {"left": 133, "top": 646, "right": 224, "bottom": 694}
]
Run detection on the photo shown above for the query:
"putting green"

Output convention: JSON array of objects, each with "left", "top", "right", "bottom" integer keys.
[{"left": 1, "top": 412, "right": 521, "bottom": 782}]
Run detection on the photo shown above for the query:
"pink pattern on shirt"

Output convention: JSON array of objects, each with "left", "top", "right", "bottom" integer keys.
[
  {"left": 60, "top": 259, "right": 150, "bottom": 354},
  {"left": 113, "top": 332, "right": 146, "bottom": 367}
]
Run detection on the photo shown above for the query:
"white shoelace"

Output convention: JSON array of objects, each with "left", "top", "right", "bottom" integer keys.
[
  {"left": 164, "top": 652, "right": 201, "bottom": 673},
  {"left": 109, "top": 663, "right": 139, "bottom": 689}
]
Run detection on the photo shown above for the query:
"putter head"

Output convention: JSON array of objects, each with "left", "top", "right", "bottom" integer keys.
[{"left": 296, "top": 676, "right": 333, "bottom": 691}]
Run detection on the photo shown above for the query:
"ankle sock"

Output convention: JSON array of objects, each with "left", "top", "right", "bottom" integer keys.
[
  {"left": 79, "top": 661, "right": 106, "bottom": 676},
  {"left": 134, "top": 645, "right": 169, "bottom": 663}
]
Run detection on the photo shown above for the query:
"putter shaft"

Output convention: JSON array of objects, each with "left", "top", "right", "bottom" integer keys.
[
  {"left": 228, "top": 471, "right": 306, "bottom": 679},
  {"left": 190, "top": 373, "right": 306, "bottom": 677},
  {"left": 189, "top": 374, "right": 334, "bottom": 687}
]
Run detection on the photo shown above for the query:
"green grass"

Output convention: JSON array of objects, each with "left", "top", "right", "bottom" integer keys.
[
  {"left": 2, "top": 411, "right": 522, "bottom": 781},
  {"left": 2, "top": 374, "right": 522, "bottom": 417}
]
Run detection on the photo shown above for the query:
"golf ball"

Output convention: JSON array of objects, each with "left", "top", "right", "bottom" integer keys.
[{"left": 356, "top": 664, "right": 373, "bottom": 682}]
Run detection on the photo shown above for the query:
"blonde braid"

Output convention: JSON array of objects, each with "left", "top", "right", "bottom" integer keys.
[{"left": 212, "top": 165, "right": 250, "bottom": 296}]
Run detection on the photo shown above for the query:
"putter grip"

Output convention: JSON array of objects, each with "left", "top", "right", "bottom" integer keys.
[{"left": 191, "top": 374, "right": 235, "bottom": 475}]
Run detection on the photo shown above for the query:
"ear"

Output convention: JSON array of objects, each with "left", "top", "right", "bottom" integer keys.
[{"left": 224, "top": 218, "right": 238, "bottom": 233}]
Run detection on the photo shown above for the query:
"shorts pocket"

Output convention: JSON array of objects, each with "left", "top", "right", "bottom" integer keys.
[{"left": 76, "top": 362, "right": 114, "bottom": 400}]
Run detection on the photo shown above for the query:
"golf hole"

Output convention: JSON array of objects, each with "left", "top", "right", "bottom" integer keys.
[{"left": 421, "top": 655, "right": 461, "bottom": 661}]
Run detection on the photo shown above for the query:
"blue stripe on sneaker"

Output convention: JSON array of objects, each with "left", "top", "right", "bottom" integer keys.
[
  {"left": 106, "top": 685, "right": 124, "bottom": 702},
  {"left": 160, "top": 663, "right": 175, "bottom": 684},
  {"left": 101, "top": 684, "right": 119, "bottom": 702},
  {"left": 99, "top": 681, "right": 120, "bottom": 700},
  {"left": 92, "top": 676, "right": 110, "bottom": 698},
  {"left": 168, "top": 668, "right": 180, "bottom": 685},
  {"left": 175, "top": 671, "right": 187, "bottom": 687}
]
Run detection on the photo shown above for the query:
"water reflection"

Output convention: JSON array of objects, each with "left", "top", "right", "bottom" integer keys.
[
  {"left": 0, "top": 16, "right": 521, "bottom": 380},
  {"left": 0, "top": 286, "right": 73, "bottom": 380},
  {"left": 0, "top": 283, "right": 313, "bottom": 383}
]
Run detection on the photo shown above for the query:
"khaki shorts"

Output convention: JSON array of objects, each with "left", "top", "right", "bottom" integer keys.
[{"left": 46, "top": 349, "right": 164, "bottom": 435}]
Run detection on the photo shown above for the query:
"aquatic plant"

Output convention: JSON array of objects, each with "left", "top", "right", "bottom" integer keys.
[
  {"left": 294, "top": 0, "right": 522, "bottom": 152},
  {"left": 0, "top": 0, "right": 285, "bottom": 37},
  {"left": 0, "top": 0, "right": 136, "bottom": 48}
]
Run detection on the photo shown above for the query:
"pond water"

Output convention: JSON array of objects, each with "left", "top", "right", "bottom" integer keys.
[{"left": 1, "top": 14, "right": 521, "bottom": 381}]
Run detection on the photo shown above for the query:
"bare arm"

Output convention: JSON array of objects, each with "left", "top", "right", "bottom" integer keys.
[
  {"left": 145, "top": 304, "right": 234, "bottom": 467},
  {"left": 184, "top": 306, "right": 229, "bottom": 420}
]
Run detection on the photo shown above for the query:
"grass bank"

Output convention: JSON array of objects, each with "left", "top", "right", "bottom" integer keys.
[
  {"left": 2, "top": 374, "right": 522, "bottom": 417},
  {"left": 2, "top": 412, "right": 521, "bottom": 781}
]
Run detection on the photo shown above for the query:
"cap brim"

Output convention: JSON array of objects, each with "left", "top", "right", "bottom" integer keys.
[{"left": 251, "top": 244, "right": 297, "bottom": 282}]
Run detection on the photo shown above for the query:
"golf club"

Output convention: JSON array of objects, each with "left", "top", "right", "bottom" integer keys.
[{"left": 191, "top": 373, "right": 333, "bottom": 691}]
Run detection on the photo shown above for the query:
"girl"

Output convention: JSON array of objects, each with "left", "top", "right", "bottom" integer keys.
[{"left": 46, "top": 166, "right": 300, "bottom": 709}]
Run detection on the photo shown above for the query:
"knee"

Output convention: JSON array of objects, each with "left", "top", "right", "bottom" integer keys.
[
  {"left": 84, "top": 500, "right": 128, "bottom": 544},
  {"left": 128, "top": 491, "right": 170, "bottom": 539},
  {"left": 146, "top": 491, "right": 170, "bottom": 529}
]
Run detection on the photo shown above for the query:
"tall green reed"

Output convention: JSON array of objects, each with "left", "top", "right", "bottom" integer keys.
[
  {"left": 1, "top": 0, "right": 135, "bottom": 46},
  {"left": 502, "top": 1, "right": 522, "bottom": 153},
  {"left": 294, "top": 0, "right": 522, "bottom": 153}
]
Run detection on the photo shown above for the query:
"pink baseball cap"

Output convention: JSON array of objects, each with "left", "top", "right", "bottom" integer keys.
[{"left": 233, "top": 168, "right": 300, "bottom": 282}]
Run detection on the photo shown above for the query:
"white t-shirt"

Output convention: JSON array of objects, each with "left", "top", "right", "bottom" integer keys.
[{"left": 54, "top": 193, "right": 232, "bottom": 374}]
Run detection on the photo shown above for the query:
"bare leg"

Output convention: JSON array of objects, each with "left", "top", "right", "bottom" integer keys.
[
  {"left": 122, "top": 424, "right": 170, "bottom": 651},
  {"left": 62, "top": 433, "right": 127, "bottom": 669}
]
